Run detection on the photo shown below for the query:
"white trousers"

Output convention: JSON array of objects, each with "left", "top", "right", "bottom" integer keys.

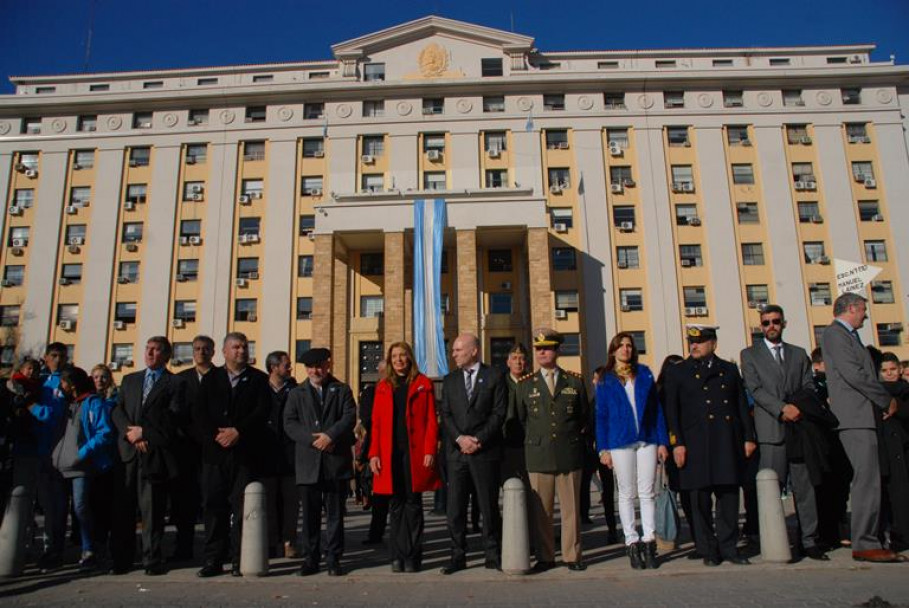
[{"left": 610, "top": 442, "right": 658, "bottom": 545}]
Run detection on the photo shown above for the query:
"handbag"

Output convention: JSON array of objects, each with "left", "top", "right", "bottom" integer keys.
[{"left": 654, "top": 463, "right": 680, "bottom": 545}]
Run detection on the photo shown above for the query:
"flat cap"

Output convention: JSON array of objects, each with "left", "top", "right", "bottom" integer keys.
[{"left": 300, "top": 347, "right": 331, "bottom": 366}]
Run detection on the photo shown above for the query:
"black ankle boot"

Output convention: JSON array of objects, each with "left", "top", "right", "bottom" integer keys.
[
  {"left": 643, "top": 540, "right": 659, "bottom": 569},
  {"left": 627, "top": 542, "right": 644, "bottom": 569}
]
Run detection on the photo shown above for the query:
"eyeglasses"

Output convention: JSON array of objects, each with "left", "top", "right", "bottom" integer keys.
[{"left": 760, "top": 319, "right": 783, "bottom": 327}]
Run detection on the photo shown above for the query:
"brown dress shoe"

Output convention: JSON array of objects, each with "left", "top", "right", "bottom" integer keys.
[
  {"left": 284, "top": 541, "right": 298, "bottom": 559},
  {"left": 852, "top": 549, "right": 906, "bottom": 563}
]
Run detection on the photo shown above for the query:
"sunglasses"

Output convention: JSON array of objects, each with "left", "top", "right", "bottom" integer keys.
[{"left": 761, "top": 319, "right": 783, "bottom": 327}]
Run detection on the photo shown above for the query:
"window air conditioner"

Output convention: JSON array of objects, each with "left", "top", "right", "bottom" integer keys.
[
  {"left": 239, "top": 195, "right": 251, "bottom": 204},
  {"left": 619, "top": 221, "right": 634, "bottom": 232},
  {"left": 192, "top": 194, "right": 203, "bottom": 201},
  {"left": 248, "top": 272, "right": 259, "bottom": 280},
  {"left": 800, "top": 136, "right": 813, "bottom": 145},
  {"left": 687, "top": 217, "right": 702, "bottom": 226},
  {"left": 684, "top": 307, "right": 698, "bottom": 316},
  {"left": 620, "top": 304, "right": 632, "bottom": 312},
  {"left": 69, "top": 237, "right": 85, "bottom": 246},
  {"left": 247, "top": 313, "right": 258, "bottom": 322},
  {"left": 549, "top": 184, "right": 563, "bottom": 194},
  {"left": 117, "top": 276, "right": 130, "bottom": 284},
  {"left": 313, "top": 150, "right": 325, "bottom": 158},
  {"left": 864, "top": 178, "right": 876, "bottom": 188},
  {"left": 235, "top": 278, "right": 248, "bottom": 288},
  {"left": 175, "top": 274, "right": 186, "bottom": 282},
  {"left": 58, "top": 278, "right": 70, "bottom": 286},
  {"left": 871, "top": 214, "right": 884, "bottom": 222},
  {"left": 113, "top": 320, "right": 125, "bottom": 330},
  {"left": 681, "top": 259, "right": 693, "bottom": 267},
  {"left": 741, "top": 139, "right": 753, "bottom": 147},
  {"left": 25, "top": 169, "right": 37, "bottom": 178},
  {"left": 488, "top": 148, "right": 501, "bottom": 159},
  {"left": 554, "top": 309, "right": 568, "bottom": 320},
  {"left": 9, "top": 207, "right": 22, "bottom": 216},
  {"left": 617, "top": 260, "right": 628, "bottom": 269},
  {"left": 58, "top": 320, "right": 74, "bottom": 331},
  {"left": 126, "top": 243, "right": 139, "bottom": 252},
  {"left": 189, "top": 236, "right": 202, "bottom": 245},
  {"left": 623, "top": 179, "right": 636, "bottom": 188},
  {"left": 811, "top": 215, "right": 823, "bottom": 223},
  {"left": 309, "top": 189, "right": 323, "bottom": 197},
  {"left": 427, "top": 150, "right": 442, "bottom": 161},
  {"left": 695, "top": 306, "right": 708, "bottom": 316},
  {"left": 818, "top": 256, "right": 831, "bottom": 265},
  {"left": 124, "top": 201, "right": 136, "bottom": 211},
  {"left": 172, "top": 319, "right": 185, "bottom": 328},
  {"left": 109, "top": 362, "right": 121, "bottom": 371},
  {"left": 65, "top": 206, "right": 78, "bottom": 215},
  {"left": 611, "top": 183, "right": 624, "bottom": 194},
  {"left": 11, "top": 238, "right": 25, "bottom": 248},
  {"left": 553, "top": 222, "right": 568, "bottom": 233},
  {"left": 361, "top": 154, "right": 375, "bottom": 164}
]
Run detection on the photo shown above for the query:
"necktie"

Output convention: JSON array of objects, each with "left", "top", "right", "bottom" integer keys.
[
  {"left": 545, "top": 370, "right": 556, "bottom": 396},
  {"left": 465, "top": 369, "right": 474, "bottom": 400},
  {"left": 851, "top": 329, "right": 863, "bottom": 346},
  {"left": 772, "top": 345, "right": 783, "bottom": 366},
  {"left": 142, "top": 371, "right": 155, "bottom": 404}
]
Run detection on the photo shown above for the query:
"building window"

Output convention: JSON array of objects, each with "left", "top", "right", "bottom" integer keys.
[
  {"left": 133, "top": 112, "right": 153, "bottom": 129},
  {"left": 3, "top": 265, "right": 24, "bottom": 286},
  {"left": 791, "top": 162, "right": 815, "bottom": 183},
  {"left": 309, "top": 72, "right": 329, "bottom": 79},
  {"left": 877, "top": 324, "right": 903, "bottom": 347},
  {"left": 119, "top": 261, "right": 140, "bottom": 282},
  {"left": 841, "top": 88, "right": 861, "bottom": 105},
  {"left": 9, "top": 226, "right": 30, "bottom": 246},
  {"left": 237, "top": 257, "right": 259, "bottom": 279},
  {"left": 606, "top": 128, "right": 629, "bottom": 148},
  {"left": 22, "top": 118, "right": 41, "bottom": 134},
  {"left": 483, "top": 96, "right": 505, "bottom": 112},
  {"left": 0, "top": 306, "right": 20, "bottom": 327},
  {"left": 188, "top": 109, "right": 209, "bottom": 124},
  {"left": 713, "top": 59, "right": 734, "bottom": 67},
  {"left": 243, "top": 141, "right": 266, "bottom": 162},
  {"left": 295, "top": 340, "right": 312, "bottom": 364},
  {"left": 173, "top": 343, "right": 193, "bottom": 364},
  {"left": 746, "top": 285, "right": 770, "bottom": 306},
  {"left": 13, "top": 189, "right": 34, "bottom": 208},
  {"left": 252, "top": 74, "right": 273, "bottom": 83},
  {"left": 489, "top": 293, "right": 513, "bottom": 315},
  {"left": 616, "top": 246, "right": 640, "bottom": 269},
  {"left": 723, "top": 90, "right": 744, "bottom": 108},
  {"left": 301, "top": 176, "right": 323, "bottom": 196},
  {"left": 552, "top": 247, "right": 576, "bottom": 271},
  {"left": 827, "top": 57, "right": 849, "bottom": 64},
  {"left": 629, "top": 331, "right": 647, "bottom": 354},
  {"left": 70, "top": 187, "right": 91, "bottom": 206},
  {"left": 732, "top": 164, "right": 755, "bottom": 185},
  {"left": 671, "top": 165, "right": 694, "bottom": 190},
  {"left": 182, "top": 182, "right": 203, "bottom": 201},
  {"left": 484, "top": 131, "right": 507, "bottom": 152},
  {"left": 180, "top": 220, "right": 202, "bottom": 238},
  {"left": 679, "top": 244, "right": 703, "bottom": 267},
  {"left": 298, "top": 255, "right": 314, "bottom": 278},
  {"left": 61, "top": 264, "right": 82, "bottom": 284},
  {"left": 174, "top": 300, "right": 197, "bottom": 322},
  {"left": 555, "top": 290, "right": 579, "bottom": 312},
  {"left": 851, "top": 161, "right": 874, "bottom": 182},
  {"left": 803, "top": 242, "right": 826, "bottom": 264},
  {"left": 871, "top": 281, "right": 895, "bottom": 304},
  {"left": 664, "top": 91, "right": 684, "bottom": 108},
  {"left": 363, "top": 100, "right": 384, "bottom": 118},
  {"left": 846, "top": 123, "right": 869, "bottom": 143},
  {"left": 362, "top": 135, "right": 385, "bottom": 157},
  {"left": 727, "top": 125, "right": 750, "bottom": 145},
  {"left": 560, "top": 334, "right": 581, "bottom": 356},
  {"left": 115, "top": 302, "right": 137, "bottom": 324},
  {"left": 683, "top": 287, "right": 707, "bottom": 308},
  {"left": 128, "top": 183, "right": 149, "bottom": 204},
  {"left": 423, "top": 134, "right": 446, "bottom": 152},
  {"left": 613, "top": 206, "right": 636, "bottom": 227},
  {"left": 423, "top": 172, "right": 446, "bottom": 190},
  {"left": 143, "top": 81, "right": 163, "bottom": 90},
  {"left": 481, "top": 58, "right": 503, "bottom": 77},
  {"left": 797, "top": 202, "right": 820, "bottom": 223},
  {"left": 177, "top": 259, "right": 198, "bottom": 281},
  {"left": 769, "top": 58, "right": 791, "bottom": 66},
  {"left": 655, "top": 60, "right": 677, "bottom": 68},
  {"left": 548, "top": 168, "right": 570, "bottom": 190},
  {"left": 488, "top": 249, "right": 513, "bottom": 272},
  {"left": 238, "top": 217, "right": 260, "bottom": 237},
  {"left": 197, "top": 77, "right": 218, "bottom": 86},
  {"left": 361, "top": 174, "right": 384, "bottom": 192},
  {"left": 235, "top": 299, "right": 257, "bottom": 322},
  {"left": 303, "top": 103, "right": 324, "bottom": 119},
  {"left": 129, "top": 147, "right": 150, "bottom": 167},
  {"left": 543, "top": 94, "right": 565, "bottom": 111},
  {"left": 111, "top": 344, "right": 134, "bottom": 364},
  {"left": 864, "top": 240, "right": 888, "bottom": 262},
  {"left": 296, "top": 297, "right": 313, "bottom": 320},
  {"left": 485, "top": 170, "right": 507, "bottom": 188},
  {"left": 58, "top": 304, "right": 78, "bottom": 324},
  {"left": 858, "top": 200, "right": 881, "bottom": 222},
  {"left": 809, "top": 283, "right": 832, "bottom": 306},
  {"left": 302, "top": 138, "right": 325, "bottom": 158},
  {"left": 551, "top": 208, "right": 573, "bottom": 229},
  {"left": 736, "top": 202, "right": 759, "bottom": 224},
  {"left": 675, "top": 204, "right": 699, "bottom": 226},
  {"left": 186, "top": 144, "right": 207, "bottom": 164},
  {"left": 741, "top": 243, "right": 765, "bottom": 265},
  {"left": 298, "top": 215, "right": 315, "bottom": 236},
  {"left": 74, "top": 150, "right": 95, "bottom": 169},
  {"left": 123, "top": 223, "right": 143, "bottom": 243},
  {"left": 363, "top": 63, "right": 385, "bottom": 82},
  {"left": 360, "top": 296, "right": 384, "bottom": 318},
  {"left": 422, "top": 98, "right": 444, "bottom": 115},
  {"left": 782, "top": 89, "right": 804, "bottom": 107},
  {"left": 619, "top": 289, "right": 643, "bottom": 312},
  {"left": 77, "top": 115, "right": 97, "bottom": 132},
  {"left": 667, "top": 126, "right": 690, "bottom": 146},
  {"left": 66, "top": 225, "right": 86, "bottom": 243},
  {"left": 545, "top": 130, "right": 569, "bottom": 149},
  {"left": 786, "top": 124, "right": 810, "bottom": 145},
  {"left": 604, "top": 92, "right": 626, "bottom": 109},
  {"left": 599, "top": 61, "right": 620, "bottom": 69},
  {"left": 89, "top": 83, "right": 109, "bottom": 92},
  {"left": 360, "top": 253, "right": 384, "bottom": 276}
]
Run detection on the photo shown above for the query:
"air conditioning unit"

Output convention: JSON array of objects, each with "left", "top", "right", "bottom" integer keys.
[
  {"left": 191, "top": 194, "right": 203, "bottom": 201},
  {"left": 687, "top": 217, "right": 702, "bottom": 226},
  {"left": 172, "top": 319, "right": 185, "bottom": 328},
  {"left": 14, "top": 163, "right": 26, "bottom": 173},
  {"left": 67, "top": 244, "right": 80, "bottom": 254},
  {"left": 251, "top": 191, "right": 262, "bottom": 200},
  {"left": 246, "top": 234, "right": 260, "bottom": 244},
  {"left": 549, "top": 184, "right": 563, "bottom": 194},
  {"left": 361, "top": 154, "right": 375, "bottom": 164},
  {"left": 818, "top": 256, "right": 831, "bottom": 265},
  {"left": 128, "top": 160, "right": 138, "bottom": 167},
  {"left": 672, "top": 182, "right": 685, "bottom": 193},
  {"left": 681, "top": 259, "right": 693, "bottom": 267},
  {"left": 623, "top": 179, "right": 636, "bottom": 188},
  {"left": 124, "top": 201, "right": 136, "bottom": 211},
  {"left": 9, "top": 206, "right": 22, "bottom": 216},
  {"left": 68, "top": 236, "right": 84, "bottom": 246},
  {"left": 741, "top": 139, "right": 753, "bottom": 147},
  {"left": 488, "top": 148, "right": 501, "bottom": 159},
  {"left": 175, "top": 274, "right": 187, "bottom": 282},
  {"left": 695, "top": 306, "right": 708, "bottom": 316},
  {"left": 619, "top": 221, "right": 634, "bottom": 232},
  {"left": 617, "top": 260, "right": 628, "bottom": 269},
  {"left": 189, "top": 236, "right": 202, "bottom": 245},
  {"left": 190, "top": 185, "right": 203, "bottom": 194},
  {"left": 186, "top": 157, "right": 196, "bottom": 165},
  {"left": 864, "top": 178, "right": 876, "bottom": 188},
  {"left": 611, "top": 183, "right": 624, "bottom": 194},
  {"left": 65, "top": 206, "right": 78, "bottom": 215},
  {"left": 309, "top": 188, "right": 323, "bottom": 197},
  {"left": 248, "top": 272, "right": 259, "bottom": 280},
  {"left": 238, "top": 195, "right": 251, "bottom": 204},
  {"left": 804, "top": 181, "right": 817, "bottom": 190},
  {"left": 684, "top": 306, "right": 698, "bottom": 316},
  {"left": 187, "top": 118, "right": 199, "bottom": 126},
  {"left": 25, "top": 169, "right": 37, "bottom": 178},
  {"left": 681, "top": 183, "right": 694, "bottom": 193},
  {"left": 10, "top": 247, "right": 23, "bottom": 256},
  {"left": 58, "top": 277, "right": 70, "bottom": 286},
  {"left": 235, "top": 278, "right": 248, "bottom": 288},
  {"left": 1, "top": 280, "right": 12, "bottom": 287},
  {"left": 553, "top": 222, "right": 568, "bottom": 233},
  {"left": 427, "top": 150, "right": 442, "bottom": 161},
  {"left": 800, "top": 136, "right": 813, "bottom": 145},
  {"left": 887, "top": 323, "right": 904, "bottom": 332},
  {"left": 608, "top": 142, "right": 623, "bottom": 156},
  {"left": 108, "top": 361, "right": 121, "bottom": 371},
  {"left": 179, "top": 236, "right": 190, "bottom": 245},
  {"left": 620, "top": 304, "right": 632, "bottom": 312},
  {"left": 554, "top": 309, "right": 568, "bottom": 320},
  {"left": 501, "top": 281, "right": 512, "bottom": 290},
  {"left": 58, "top": 319, "right": 74, "bottom": 331},
  {"left": 748, "top": 301, "right": 759, "bottom": 309},
  {"left": 247, "top": 313, "right": 258, "bottom": 322},
  {"left": 860, "top": 136, "right": 871, "bottom": 144},
  {"left": 871, "top": 214, "right": 884, "bottom": 222},
  {"left": 113, "top": 320, "right": 125, "bottom": 330},
  {"left": 313, "top": 150, "right": 325, "bottom": 158},
  {"left": 794, "top": 181, "right": 807, "bottom": 191},
  {"left": 11, "top": 238, "right": 26, "bottom": 248},
  {"left": 117, "top": 276, "right": 130, "bottom": 284},
  {"left": 811, "top": 214, "right": 824, "bottom": 223},
  {"left": 126, "top": 242, "right": 139, "bottom": 252},
  {"left": 72, "top": 163, "right": 82, "bottom": 170}
]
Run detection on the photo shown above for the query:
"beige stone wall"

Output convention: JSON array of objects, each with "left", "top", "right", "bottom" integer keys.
[{"left": 455, "top": 230, "right": 478, "bottom": 337}]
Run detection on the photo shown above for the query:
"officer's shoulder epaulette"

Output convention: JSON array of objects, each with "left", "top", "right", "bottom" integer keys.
[
  {"left": 518, "top": 373, "right": 536, "bottom": 382},
  {"left": 563, "top": 369, "right": 585, "bottom": 380}
]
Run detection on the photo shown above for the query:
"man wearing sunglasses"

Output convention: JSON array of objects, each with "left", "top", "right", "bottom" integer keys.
[{"left": 741, "top": 305, "right": 827, "bottom": 561}]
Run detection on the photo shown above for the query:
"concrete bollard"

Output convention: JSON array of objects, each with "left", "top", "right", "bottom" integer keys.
[
  {"left": 240, "top": 481, "right": 269, "bottom": 577},
  {"left": 756, "top": 469, "right": 792, "bottom": 563},
  {"left": 501, "top": 477, "right": 530, "bottom": 575},
  {"left": 0, "top": 486, "right": 30, "bottom": 578}
]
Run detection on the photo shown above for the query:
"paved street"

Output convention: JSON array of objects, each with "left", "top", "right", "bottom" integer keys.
[{"left": 1, "top": 496, "right": 906, "bottom": 607}]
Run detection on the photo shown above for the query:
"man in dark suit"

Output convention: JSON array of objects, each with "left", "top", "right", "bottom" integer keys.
[
  {"left": 438, "top": 333, "right": 507, "bottom": 574},
  {"left": 170, "top": 334, "right": 215, "bottom": 562},
  {"left": 194, "top": 332, "right": 271, "bottom": 577},
  {"left": 283, "top": 347, "right": 356, "bottom": 577},
  {"left": 110, "top": 336, "right": 184, "bottom": 575},
  {"left": 664, "top": 325, "right": 756, "bottom": 567},
  {"left": 821, "top": 293, "right": 902, "bottom": 562},
  {"left": 741, "top": 304, "right": 827, "bottom": 561},
  {"left": 359, "top": 360, "right": 389, "bottom": 545}
]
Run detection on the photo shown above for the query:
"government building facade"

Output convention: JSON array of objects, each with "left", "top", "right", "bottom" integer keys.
[{"left": 1, "top": 16, "right": 907, "bottom": 390}]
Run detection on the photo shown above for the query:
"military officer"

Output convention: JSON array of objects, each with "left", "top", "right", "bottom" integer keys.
[
  {"left": 663, "top": 325, "right": 757, "bottom": 566},
  {"left": 513, "top": 328, "right": 589, "bottom": 572}
]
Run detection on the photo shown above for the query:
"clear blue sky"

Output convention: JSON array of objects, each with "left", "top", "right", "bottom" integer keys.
[{"left": 2, "top": 0, "right": 908, "bottom": 94}]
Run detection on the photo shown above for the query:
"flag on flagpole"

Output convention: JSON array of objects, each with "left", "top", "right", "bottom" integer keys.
[
  {"left": 525, "top": 109, "right": 534, "bottom": 132},
  {"left": 322, "top": 117, "right": 329, "bottom": 138}
]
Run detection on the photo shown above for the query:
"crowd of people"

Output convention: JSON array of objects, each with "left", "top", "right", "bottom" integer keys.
[{"left": 0, "top": 290, "right": 907, "bottom": 579}]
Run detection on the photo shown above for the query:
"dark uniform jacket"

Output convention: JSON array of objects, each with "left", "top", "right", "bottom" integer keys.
[
  {"left": 193, "top": 366, "right": 271, "bottom": 467},
  {"left": 663, "top": 356, "right": 756, "bottom": 490},
  {"left": 513, "top": 367, "right": 589, "bottom": 473}
]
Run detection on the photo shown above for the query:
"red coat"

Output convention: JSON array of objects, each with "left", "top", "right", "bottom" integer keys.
[{"left": 368, "top": 374, "right": 441, "bottom": 495}]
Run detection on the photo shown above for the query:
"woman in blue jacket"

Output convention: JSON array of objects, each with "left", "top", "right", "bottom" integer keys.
[{"left": 595, "top": 332, "right": 669, "bottom": 569}]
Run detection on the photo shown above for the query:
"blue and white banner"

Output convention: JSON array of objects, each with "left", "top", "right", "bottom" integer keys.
[{"left": 413, "top": 198, "right": 449, "bottom": 378}]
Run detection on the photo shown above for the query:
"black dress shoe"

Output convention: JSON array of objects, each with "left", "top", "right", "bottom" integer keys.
[
  {"left": 702, "top": 556, "right": 721, "bottom": 567},
  {"left": 566, "top": 561, "right": 587, "bottom": 571},
  {"left": 391, "top": 560, "right": 404, "bottom": 573},
  {"left": 404, "top": 560, "right": 420, "bottom": 573},
  {"left": 804, "top": 546, "right": 830, "bottom": 561},
  {"left": 109, "top": 565, "right": 132, "bottom": 575},
  {"left": 606, "top": 530, "right": 619, "bottom": 545},
  {"left": 297, "top": 562, "right": 319, "bottom": 576},
  {"left": 484, "top": 559, "right": 501, "bottom": 570},
  {"left": 440, "top": 561, "right": 467, "bottom": 575},
  {"left": 231, "top": 563, "right": 242, "bottom": 577},
  {"left": 196, "top": 563, "right": 223, "bottom": 577},
  {"left": 145, "top": 563, "right": 168, "bottom": 576},
  {"left": 531, "top": 560, "right": 555, "bottom": 572},
  {"left": 327, "top": 564, "right": 345, "bottom": 576},
  {"left": 726, "top": 555, "right": 751, "bottom": 565}
]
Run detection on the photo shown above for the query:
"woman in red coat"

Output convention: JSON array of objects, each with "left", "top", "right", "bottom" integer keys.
[{"left": 369, "top": 341, "right": 440, "bottom": 572}]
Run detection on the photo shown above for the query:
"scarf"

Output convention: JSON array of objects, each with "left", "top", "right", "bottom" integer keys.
[{"left": 614, "top": 361, "right": 634, "bottom": 384}]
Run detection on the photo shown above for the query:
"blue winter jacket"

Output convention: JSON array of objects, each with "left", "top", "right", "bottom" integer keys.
[
  {"left": 595, "top": 364, "right": 669, "bottom": 451},
  {"left": 16, "top": 371, "right": 66, "bottom": 458},
  {"left": 77, "top": 394, "right": 116, "bottom": 473}
]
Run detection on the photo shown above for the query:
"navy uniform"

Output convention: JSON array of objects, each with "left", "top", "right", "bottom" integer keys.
[
  {"left": 663, "top": 325, "right": 756, "bottom": 565},
  {"left": 513, "top": 329, "right": 589, "bottom": 571}
]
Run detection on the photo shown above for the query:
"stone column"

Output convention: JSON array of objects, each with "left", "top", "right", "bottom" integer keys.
[
  {"left": 383, "top": 231, "right": 406, "bottom": 352},
  {"left": 331, "top": 245, "right": 349, "bottom": 382},
  {"left": 311, "top": 234, "right": 335, "bottom": 349},
  {"left": 527, "top": 227, "right": 553, "bottom": 331},
  {"left": 456, "top": 229, "right": 479, "bottom": 337}
]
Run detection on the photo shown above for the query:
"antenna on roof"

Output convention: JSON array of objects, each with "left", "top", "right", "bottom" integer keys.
[{"left": 83, "top": 0, "right": 97, "bottom": 72}]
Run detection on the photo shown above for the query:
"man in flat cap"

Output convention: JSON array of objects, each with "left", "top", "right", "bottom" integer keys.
[
  {"left": 512, "top": 328, "right": 589, "bottom": 571},
  {"left": 283, "top": 347, "right": 356, "bottom": 576},
  {"left": 663, "top": 325, "right": 757, "bottom": 566}
]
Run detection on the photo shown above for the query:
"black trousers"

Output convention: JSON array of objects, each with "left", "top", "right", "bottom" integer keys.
[
  {"left": 691, "top": 485, "right": 740, "bottom": 560},
  {"left": 263, "top": 474, "right": 300, "bottom": 548},
  {"left": 110, "top": 459, "right": 168, "bottom": 569},
  {"left": 168, "top": 442, "right": 201, "bottom": 556},
  {"left": 388, "top": 449, "right": 423, "bottom": 563},
  {"left": 297, "top": 478, "right": 346, "bottom": 566},
  {"left": 201, "top": 459, "right": 252, "bottom": 565},
  {"left": 367, "top": 494, "right": 389, "bottom": 541},
  {"left": 446, "top": 453, "right": 501, "bottom": 563},
  {"left": 581, "top": 460, "right": 617, "bottom": 531}
]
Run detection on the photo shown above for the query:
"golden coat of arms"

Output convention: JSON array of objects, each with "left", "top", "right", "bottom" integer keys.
[{"left": 418, "top": 43, "right": 449, "bottom": 77}]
